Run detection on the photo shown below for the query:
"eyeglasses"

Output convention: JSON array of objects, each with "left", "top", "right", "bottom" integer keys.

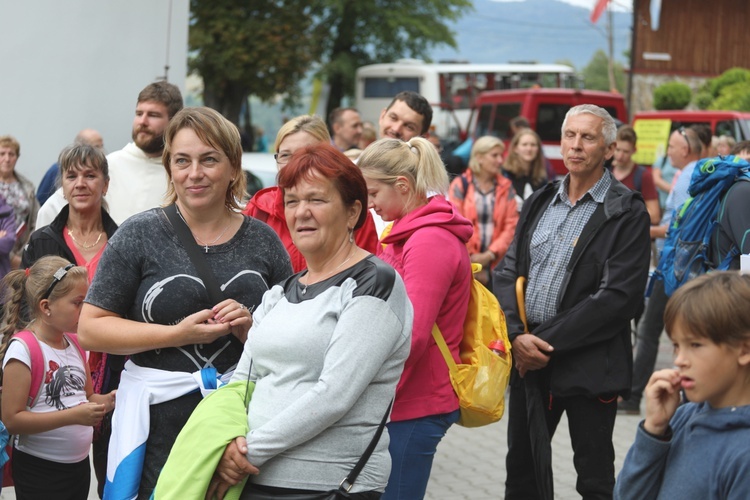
[
  {"left": 41, "top": 264, "right": 75, "bottom": 300},
  {"left": 274, "top": 152, "right": 292, "bottom": 165},
  {"left": 678, "top": 127, "right": 691, "bottom": 154}
]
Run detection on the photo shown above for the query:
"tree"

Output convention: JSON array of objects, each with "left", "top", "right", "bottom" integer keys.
[
  {"left": 709, "top": 67, "right": 750, "bottom": 98},
  {"left": 318, "top": 0, "right": 473, "bottom": 116},
  {"left": 694, "top": 67, "right": 750, "bottom": 111},
  {"left": 653, "top": 82, "right": 692, "bottom": 110},
  {"left": 581, "top": 50, "right": 626, "bottom": 94},
  {"left": 710, "top": 81, "right": 750, "bottom": 112},
  {"left": 189, "top": 0, "right": 327, "bottom": 129}
]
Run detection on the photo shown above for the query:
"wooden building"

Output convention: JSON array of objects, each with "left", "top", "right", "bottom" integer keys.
[{"left": 629, "top": 0, "right": 750, "bottom": 113}]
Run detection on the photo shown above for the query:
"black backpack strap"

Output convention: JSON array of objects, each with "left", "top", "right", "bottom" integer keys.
[
  {"left": 163, "top": 204, "right": 225, "bottom": 305},
  {"left": 633, "top": 165, "right": 645, "bottom": 193},
  {"left": 660, "top": 155, "right": 668, "bottom": 169}
]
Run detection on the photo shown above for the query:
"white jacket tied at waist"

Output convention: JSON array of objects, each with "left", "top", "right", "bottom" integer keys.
[{"left": 103, "top": 360, "right": 232, "bottom": 500}]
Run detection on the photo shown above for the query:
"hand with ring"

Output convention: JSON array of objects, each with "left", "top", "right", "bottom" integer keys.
[{"left": 211, "top": 299, "right": 253, "bottom": 344}]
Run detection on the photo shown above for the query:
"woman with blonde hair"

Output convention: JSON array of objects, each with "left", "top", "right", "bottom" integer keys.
[
  {"left": 503, "top": 128, "right": 548, "bottom": 207},
  {"left": 243, "top": 115, "right": 379, "bottom": 272},
  {"left": 78, "top": 107, "right": 292, "bottom": 499},
  {"left": 181, "top": 144, "right": 412, "bottom": 500},
  {"left": 359, "top": 137, "right": 473, "bottom": 499},
  {"left": 448, "top": 136, "right": 518, "bottom": 287}
]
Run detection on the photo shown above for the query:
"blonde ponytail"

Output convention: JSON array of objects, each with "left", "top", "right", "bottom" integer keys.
[{"left": 358, "top": 137, "right": 449, "bottom": 204}]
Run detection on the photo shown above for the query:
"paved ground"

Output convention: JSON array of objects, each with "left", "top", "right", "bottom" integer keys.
[
  {"left": 425, "top": 333, "right": 674, "bottom": 499},
  {"left": 2, "top": 334, "right": 673, "bottom": 500}
]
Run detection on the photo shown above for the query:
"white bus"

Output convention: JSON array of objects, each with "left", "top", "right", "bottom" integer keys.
[{"left": 355, "top": 59, "right": 576, "bottom": 142}]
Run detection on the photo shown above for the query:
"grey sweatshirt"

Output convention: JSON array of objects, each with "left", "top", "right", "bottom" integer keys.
[{"left": 231, "top": 255, "right": 413, "bottom": 492}]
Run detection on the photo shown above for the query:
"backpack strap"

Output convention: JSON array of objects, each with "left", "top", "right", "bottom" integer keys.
[
  {"left": 8, "top": 331, "right": 89, "bottom": 408},
  {"left": 633, "top": 165, "right": 645, "bottom": 193},
  {"left": 431, "top": 324, "right": 458, "bottom": 375},
  {"left": 9, "top": 330, "right": 44, "bottom": 408},
  {"left": 163, "top": 204, "right": 226, "bottom": 305},
  {"left": 431, "top": 264, "right": 481, "bottom": 375},
  {"left": 461, "top": 174, "right": 470, "bottom": 197}
]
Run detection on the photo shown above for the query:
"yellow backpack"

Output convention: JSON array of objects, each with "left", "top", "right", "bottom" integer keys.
[{"left": 431, "top": 263, "right": 512, "bottom": 427}]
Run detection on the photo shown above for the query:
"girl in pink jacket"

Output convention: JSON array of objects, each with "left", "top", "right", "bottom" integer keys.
[{"left": 359, "top": 137, "right": 473, "bottom": 500}]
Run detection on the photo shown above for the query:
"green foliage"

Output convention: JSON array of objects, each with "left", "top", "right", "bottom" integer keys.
[
  {"left": 189, "top": 0, "right": 327, "bottom": 124},
  {"left": 693, "top": 79, "right": 713, "bottom": 109},
  {"left": 581, "top": 50, "right": 626, "bottom": 93},
  {"left": 188, "top": 0, "right": 473, "bottom": 126},
  {"left": 709, "top": 81, "right": 750, "bottom": 112},
  {"left": 691, "top": 67, "right": 750, "bottom": 111},
  {"left": 653, "top": 81, "right": 692, "bottom": 110},
  {"left": 709, "top": 67, "right": 750, "bottom": 98},
  {"left": 694, "top": 90, "right": 713, "bottom": 110}
]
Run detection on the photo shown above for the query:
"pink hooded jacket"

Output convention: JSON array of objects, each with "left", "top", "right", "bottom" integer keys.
[{"left": 378, "top": 195, "right": 473, "bottom": 422}]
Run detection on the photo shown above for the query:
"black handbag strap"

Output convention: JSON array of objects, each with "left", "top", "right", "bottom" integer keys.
[
  {"left": 338, "top": 399, "right": 393, "bottom": 493},
  {"left": 163, "top": 204, "right": 225, "bottom": 305}
]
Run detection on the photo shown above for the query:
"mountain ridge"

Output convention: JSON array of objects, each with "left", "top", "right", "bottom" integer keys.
[{"left": 430, "top": 0, "right": 632, "bottom": 70}]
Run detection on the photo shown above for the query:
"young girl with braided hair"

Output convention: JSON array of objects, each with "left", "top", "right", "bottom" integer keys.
[{"left": 0, "top": 255, "right": 115, "bottom": 499}]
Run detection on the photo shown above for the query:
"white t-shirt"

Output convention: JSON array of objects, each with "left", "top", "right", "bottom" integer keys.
[{"left": 3, "top": 338, "right": 92, "bottom": 463}]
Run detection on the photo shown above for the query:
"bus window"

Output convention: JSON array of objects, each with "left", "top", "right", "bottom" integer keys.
[
  {"left": 440, "top": 72, "right": 487, "bottom": 110},
  {"left": 493, "top": 103, "right": 522, "bottom": 140},
  {"left": 363, "top": 77, "right": 420, "bottom": 98}
]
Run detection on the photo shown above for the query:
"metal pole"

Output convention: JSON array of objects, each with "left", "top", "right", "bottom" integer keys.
[
  {"left": 607, "top": 3, "right": 616, "bottom": 92},
  {"left": 626, "top": 0, "right": 638, "bottom": 121}
]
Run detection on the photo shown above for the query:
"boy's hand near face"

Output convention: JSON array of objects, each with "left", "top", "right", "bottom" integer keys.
[{"left": 643, "top": 368, "right": 682, "bottom": 437}]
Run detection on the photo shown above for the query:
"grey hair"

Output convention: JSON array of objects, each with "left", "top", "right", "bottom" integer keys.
[{"left": 562, "top": 104, "right": 617, "bottom": 145}]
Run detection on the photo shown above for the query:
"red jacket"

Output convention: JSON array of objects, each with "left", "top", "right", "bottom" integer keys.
[
  {"left": 243, "top": 187, "right": 379, "bottom": 273},
  {"left": 448, "top": 171, "right": 519, "bottom": 267}
]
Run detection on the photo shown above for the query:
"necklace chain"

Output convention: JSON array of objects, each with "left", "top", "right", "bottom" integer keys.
[
  {"left": 301, "top": 244, "right": 357, "bottom": 295},
  {"left": 177, "top": 208, "right": 233, "bottom": 253},
  {"left": 67, "top": 229, "right": 103, "bottom": 249},
  {"left": 29, "top": 326, "right": 71, "bottom": 368}
]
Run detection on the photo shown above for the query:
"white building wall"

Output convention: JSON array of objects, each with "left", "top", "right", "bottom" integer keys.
[{"left": 0, "top": 0, "right": 189, "bottom": 186}]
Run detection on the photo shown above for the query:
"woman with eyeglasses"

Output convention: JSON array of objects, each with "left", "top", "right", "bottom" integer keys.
[{"left": 243, "top": 115, "right": 379, "bottom": 272}]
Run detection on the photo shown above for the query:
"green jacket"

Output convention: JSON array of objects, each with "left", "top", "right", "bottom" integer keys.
[{"left": 154, "top": 380, "right": 254, "bottom": 500}]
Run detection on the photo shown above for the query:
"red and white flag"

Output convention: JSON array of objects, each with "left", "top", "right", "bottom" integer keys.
[{"left": 590, "top": 0, "right": 609, "bottom": 23}]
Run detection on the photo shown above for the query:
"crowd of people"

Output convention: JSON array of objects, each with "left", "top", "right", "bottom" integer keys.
[{"left": 0, "top": 79, "right": 749, "bottom": 500}]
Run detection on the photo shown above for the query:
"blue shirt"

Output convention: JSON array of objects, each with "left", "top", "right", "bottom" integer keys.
[
  {"left": 526, "top": 171, "right": 611, "bottom": 325},
  {"left": 656, "top": 160, "right": 697, "bottom": 252}
]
